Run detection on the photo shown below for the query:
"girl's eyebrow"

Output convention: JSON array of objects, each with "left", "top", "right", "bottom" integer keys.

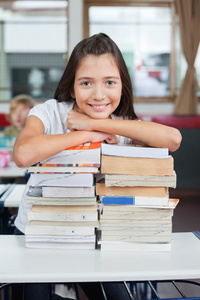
[{"left": 77, "top": 76, "right": 120, "bottom": 81}]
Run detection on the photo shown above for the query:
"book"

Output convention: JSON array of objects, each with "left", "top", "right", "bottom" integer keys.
[
  {"left": 29, "top": 173, "right": 94, "bottom": 187},
  {"left": 41, "top": 142, "right": 102, "bottom": 165},
  {"left": 101, "top": 234, "right": 171, "bottom": 243},
  {"left": 28, "top": 204, "right": 98, "bottom": 222},
  {"left": 101, "top": 155, "right": 174, "bottom": 175},
  {"left": 100, "top": 194, "right": 169, "bottom": 206},
  {"left": 26, "top": 186, "right": 97, "bottom": 206},
  {"left": 101, "top": 196, "right": 179, "bottom": 210},
  {"left": 102, "top": 143, "right": 169, "bottom": 158},
  {"left": 104, "top": 171, "right": 177, "bottom": 188},
  {"left": 42, "top": 185, "right": 95, "bottom": 198},
  {"left": 96, "top": 180, "right": 168, "bottom": 197},
  {"left": 100, "top": 209, "right": 174, "bottom": 221},
  {"left": 28, "top": 164, "right": 100, "bottom": 174},
  {"left": 98, "top": 241, "right": 171, "bottom": 252},
  {"left": 25, "top": 234, "right": 96, "bottom": 249},
  {"left": 25, "top": 220, "right": 99, "bottom": 236},
  {"left": 26, "top": 238, "right": 96, "bottom": 250}
]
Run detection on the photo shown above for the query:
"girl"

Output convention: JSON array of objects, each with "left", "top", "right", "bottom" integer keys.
[
  {"left": 4, "top": 94, "right": 35, "bottom": 138},
  {"left": 13, "top": 33, "right": 182, "bottom": 300}
]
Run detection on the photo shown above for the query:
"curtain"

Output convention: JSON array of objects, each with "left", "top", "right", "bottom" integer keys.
[{"left": 174, "top": 0, "right": 200, "bottom": 115}]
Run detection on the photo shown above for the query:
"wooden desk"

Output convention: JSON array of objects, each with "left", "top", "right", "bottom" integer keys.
[{"left": 0, "top": 232, "right": 200, "bottom": 284}]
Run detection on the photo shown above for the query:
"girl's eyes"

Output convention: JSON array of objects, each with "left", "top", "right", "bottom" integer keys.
[
  {"left": 80, "top": 80, "right": 115, "bottom": 86},
  {"left": 81, "top": 81, "right": 91, "bottom": 86},
  {"left": 106, "top": 80, "right": 115, "bottom": 86}
]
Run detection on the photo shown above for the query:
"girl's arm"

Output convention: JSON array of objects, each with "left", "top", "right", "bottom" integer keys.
[
  {"left": 14, "top": 115, "right": 119, "bottom": 168},
  {"left": 66, "top": 111, "right": 182, "bottom": 152}
]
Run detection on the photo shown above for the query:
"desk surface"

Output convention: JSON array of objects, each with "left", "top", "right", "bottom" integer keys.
[
  {"left": 0, "top": 184, "right": 26, "bottom": 207},
  {"left": 0, "top": 162, "right": 27, "bottom": 178},
  {"left": 0, "top": 232, "right": 200, "bottom": 283}
]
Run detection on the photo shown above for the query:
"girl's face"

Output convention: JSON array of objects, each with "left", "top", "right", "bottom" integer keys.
[{"left": 72, "top": 54, "right": 122, "bottom": 119}]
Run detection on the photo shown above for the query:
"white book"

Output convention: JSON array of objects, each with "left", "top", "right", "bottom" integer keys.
[
  {"left": 28, "top": 210, "right": 98, "bottom": 222},
  {"left": 26, "top": 186, "right": 97, "bottom": 205},
  {"left": 29, "top": 173, "right": 94, "bottom": 187},
  {"left": 42, "top": 186, "right": 95, "bottom": 198},
  {"left": 99, "top": 241, "right": 171, "bottom": 252},
  {"left": 26, "top": 241, "right": 96, "bottom": 250},
  {"left": 102, "top": 143, "right": 169, "bottom": 158},
  {"left": 25, "top": 220, "right": 99, "bottom": 236},
  {"left": 28, "top": 205, "right": 98, "bottom": 222},
  {"left": 104, "top": 172, "right": 177, "bottom": 188},
  {"left": 28, "top": 165, "right": 99, "bottom": 174},
  {"left": 41, "top": 142, "right": 101, "bottom": 164},
  {"left": 25, "top": 235, "right": 96, "bottom": 243},
  {"left": 101, "top": 235, "right": 171, "bottom": 243}
]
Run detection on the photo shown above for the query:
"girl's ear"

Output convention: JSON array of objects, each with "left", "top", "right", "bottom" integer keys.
[{"left": 70, "top": 89, "right": 75, "bottom": 99}]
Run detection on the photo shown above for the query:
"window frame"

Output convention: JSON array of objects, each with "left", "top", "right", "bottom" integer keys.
[
  {"left": 83, "top": 0, "right": 176, "bottom": 103},
  {"left": 0, "top": 0, "right": 69, "bottom": 104}
]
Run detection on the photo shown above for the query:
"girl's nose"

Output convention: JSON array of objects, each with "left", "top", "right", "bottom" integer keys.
[{"left": 92, "top": 85, "right": 105, "bottom": 101}]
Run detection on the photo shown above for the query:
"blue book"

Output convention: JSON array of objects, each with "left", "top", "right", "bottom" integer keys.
[
  {"left": 101, "top": 196, "right": 137, "bottom": 205},
  {"left": 100, "top": 194, "right": 169, "bottom": 206}
]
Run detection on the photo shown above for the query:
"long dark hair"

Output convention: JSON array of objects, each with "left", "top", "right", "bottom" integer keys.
[{"left": 54, "top": 33, "right": 137, "bottom": 120}]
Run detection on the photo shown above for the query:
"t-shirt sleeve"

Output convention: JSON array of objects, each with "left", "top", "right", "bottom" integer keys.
[{"left": 28, "top": 102, "right": 51, "bottom": 134}]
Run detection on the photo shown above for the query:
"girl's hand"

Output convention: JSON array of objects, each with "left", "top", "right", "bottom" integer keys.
[
  {"left": 66, "top": 110, "right": 93, "bottom": 131},
  {"left": 66, "top": 110, "right": 119, "bottom": 144},
  {"left": 89, "top": 131, "right": 119, "bottom": 144}
]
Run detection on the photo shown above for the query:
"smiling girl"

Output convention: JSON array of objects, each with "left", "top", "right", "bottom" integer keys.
[{"left": 13, "top": 33, "right": 182, "bottom": 300}]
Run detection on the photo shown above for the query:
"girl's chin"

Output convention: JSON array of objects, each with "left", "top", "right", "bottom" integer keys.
[{"left": 88, "top": 112, "right": 111, "bottom": 119}]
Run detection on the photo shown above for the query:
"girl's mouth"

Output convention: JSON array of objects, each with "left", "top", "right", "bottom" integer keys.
[{"left": 89, "top": 104, "right": 109, "bottom": 111}]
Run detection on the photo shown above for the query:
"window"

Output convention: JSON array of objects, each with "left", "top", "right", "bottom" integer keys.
[
  {"left": 84, "top": 0, "right": 200, "bottom": 102},
  {"left": 0, "top": 0, "right": 68, "bottom": 102}
]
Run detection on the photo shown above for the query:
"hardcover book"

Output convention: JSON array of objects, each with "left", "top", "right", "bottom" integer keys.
[
  {"left": 96, "top": 179, "right": 168, "bottom": 198},
  {"left": 41, "top": 142, "right": 102, "bottom": 164},
  {"left": 101, "top": 155, "right": 174, "bottom": 176},
  {"left": 102, "top": 143, "right": 169, "bottom": 158}
]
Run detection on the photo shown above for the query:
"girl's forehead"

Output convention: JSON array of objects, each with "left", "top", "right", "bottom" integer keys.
[{"left": 77, "top": 54, "right": 119, "bottom": 72}]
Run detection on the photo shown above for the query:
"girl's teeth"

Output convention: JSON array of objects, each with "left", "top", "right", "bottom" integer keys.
[{"left": 93, "top": 105, "right": 106, "bottom": 109}]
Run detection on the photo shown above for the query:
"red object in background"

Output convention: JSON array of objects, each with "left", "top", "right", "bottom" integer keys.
[
  {"left": 0, "top": 114, "right": 11, "bottom": 127},
  {"left": 139, "top": 114, "right": 200, "bottom": 129},
  {"left": 148, "top": 71, "right": 160, "bottom": 79}
]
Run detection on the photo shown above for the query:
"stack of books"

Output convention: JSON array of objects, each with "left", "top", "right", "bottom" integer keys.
[
  {"left": 25, "top": 142, "right": 101, "bottom": 249},
  {"left": 97, "top": 143, "right": 179, "bottom": 251}
]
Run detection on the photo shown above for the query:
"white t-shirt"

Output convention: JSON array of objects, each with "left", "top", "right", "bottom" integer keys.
[{"left": 15, "top": 99, "right": 132, "bottom": 233}]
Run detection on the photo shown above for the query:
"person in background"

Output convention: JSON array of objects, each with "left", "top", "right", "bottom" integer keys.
[{"left": 4, "top": 94, "right": 35, "bottom": 138}]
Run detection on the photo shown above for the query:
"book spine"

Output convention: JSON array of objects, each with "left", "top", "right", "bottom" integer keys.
[{"left": 28, "top": 211, "right": 98, "bottom": 222}]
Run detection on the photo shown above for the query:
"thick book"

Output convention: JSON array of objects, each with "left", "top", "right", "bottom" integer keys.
[
  {"left": 26, "top": 236, "right": 96, "bottom": 249},
  {"left": 101, "top": 155, "right": 174, "bottom": 175},
  {"left": 42, "top": 185, "right": 95, "bottom": 198},
  {"left": 100, "top": 194, "right": 169, "bottom": 206},
  {"left": 28, "top": 164, "right": 100, "bottom": 174},
  {"left": 25, "top": 220, "right": 99, "bottom": 236},
  {"left": 96, "top": 179, "right": 168, "bottom": 198},
  {"left": 104, "top": 172, "right": 177, "bottom": 188},
  {"left": 26, "top": 186, "right": 97, "bottom": 206},
  {"left": 28, "top": 204, "right": 98, "bottom": 222},
  {"left": 100, "top": 208, "right": 174, "bottom": 221},
  {"left": 100, "top": 197, "right": 178, "bottom": 208},
  {"left": 102, "top": 143, "right": 169, "bottom": 158},
  {"left": 99, "top": 241, "right": 171, "bottom": 251},
  {"left": 101, "top": 234, "right": 171, "bottom": 243},
  {"left": 29, "top": 173, "right": 94, "bottom": 187},
  {"left": 41, "top": 142, "right": 102, "bottom": 164},
  {"left": 26, "top": 242, "right": 96, "bottom": 250}
]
